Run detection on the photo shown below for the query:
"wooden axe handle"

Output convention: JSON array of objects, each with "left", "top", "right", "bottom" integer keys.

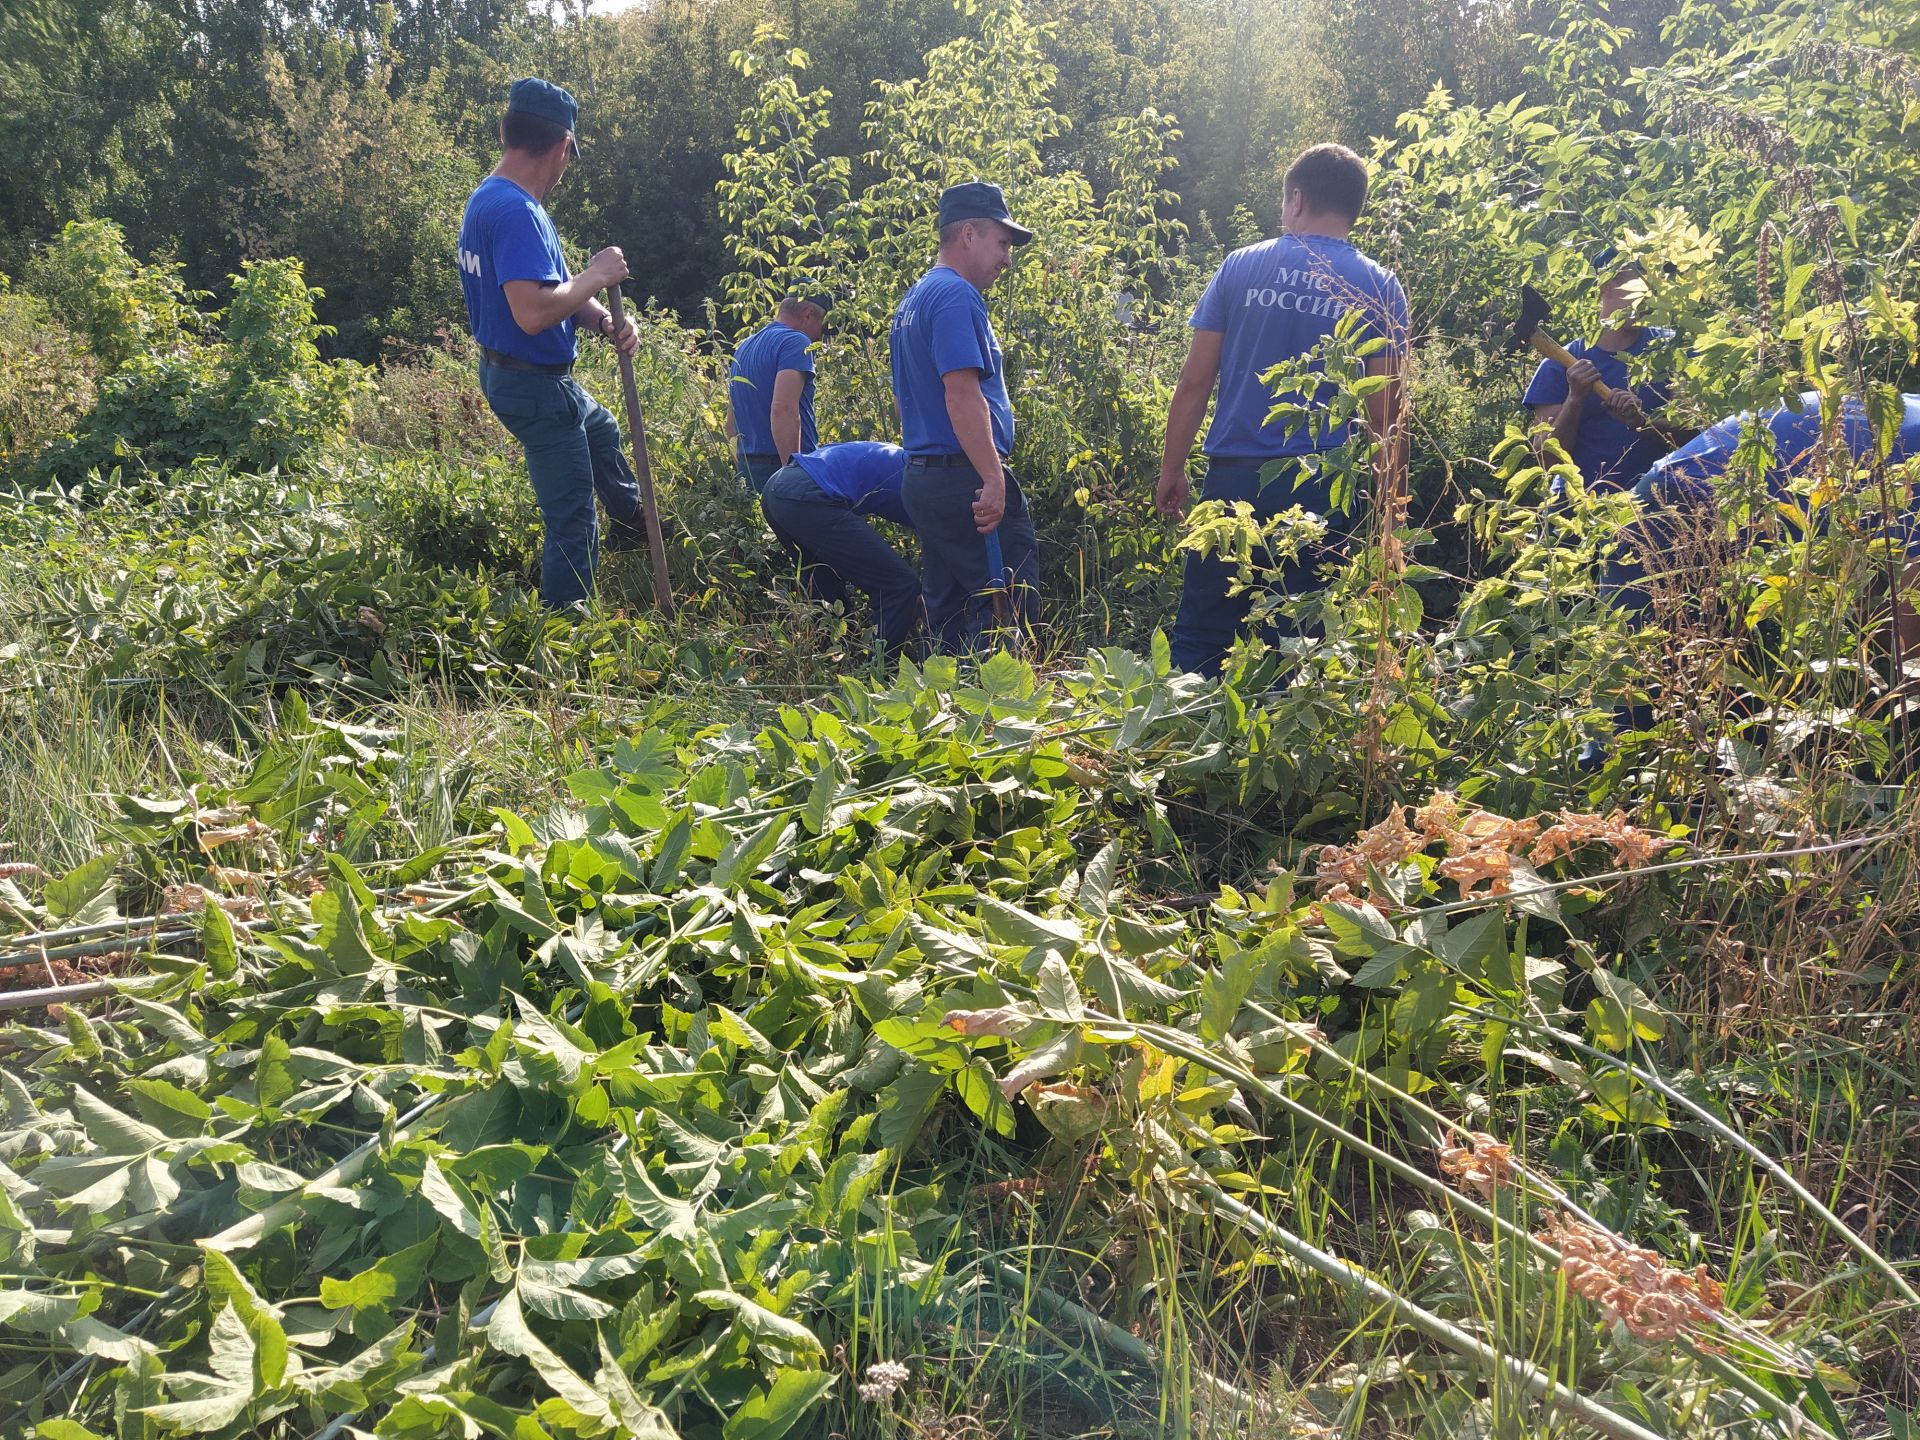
[{"left": 1525, "top": 328, "right": 1619, "bottom": 403}]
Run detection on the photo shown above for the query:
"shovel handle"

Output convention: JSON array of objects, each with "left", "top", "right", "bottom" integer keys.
[
  {"left": 984, "top": 530, "right": 1014, "bottom": 631},
  {"left": 605, "top": 284, "right": 676, "bottom": 617}
]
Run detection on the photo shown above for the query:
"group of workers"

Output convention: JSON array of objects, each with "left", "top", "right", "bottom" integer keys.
[{"left": 457, "top": 76, "right": 1920, "bottom": 678}]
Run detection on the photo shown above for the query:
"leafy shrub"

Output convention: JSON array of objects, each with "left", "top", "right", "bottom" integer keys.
[
  {"left": 35, "top": 254, "right": 370, "bottom": 483},
  {"left": 24, "top": 217, "right": 203, "bottom": 373},
  {"left": 0, "top": 277, "right": 94, "bottom": 468},
  {"left": 351, "top": 450, "right": 545, "bottom": 584}
]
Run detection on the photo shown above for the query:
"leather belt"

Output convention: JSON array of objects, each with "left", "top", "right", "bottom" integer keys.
[
  {"left": 908, "top": 453, "right": 1003, "bottom": 469},
  {"left": 478, "top": 344, "right": 572, "bottom": 376}
]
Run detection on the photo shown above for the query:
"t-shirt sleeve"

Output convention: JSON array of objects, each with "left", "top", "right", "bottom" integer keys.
[
  {"left": 929, "top": 292, "right": 993, "bottom": 377},
  {"left": 1189, "top": 260, "right": 1232, "bottom": 333},
  {"left": 491, "top": 202, "right": 565, "bottom": 285},
  {"left": 778, "top": 330, "right": 816, "bottom": 376},
  {"left": 1521, "top": 357, "right": 1569, "bottom": 409}
]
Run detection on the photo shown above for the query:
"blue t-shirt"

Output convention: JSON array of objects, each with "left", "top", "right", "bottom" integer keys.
[
  {"left": 792, "top": 442, "right": 910, "bottom": 525},
  {"left": 1191, "top": 234, "right": 1409, "bottom": 459},
  {"left": 729, "top": 321, "right": 817, "bottom": 457},
  {"left": 456, "top": 176, "right": 574, "bottom": 367},
  {"left": 1644, "top": 391, "right": 1920, "bottom": 549},
  {"left": 889, "top": 266, "right": 1013, "bottom": 458},
  {"left": 1523, "top": 330, "right": 1675, "bottom": 492}
]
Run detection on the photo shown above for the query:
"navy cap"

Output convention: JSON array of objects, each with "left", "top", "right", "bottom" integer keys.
[
  {"left": 1593, "top": 243, "right": 1641, "bottom": 278},
  {"left": 787, "top": 291, "right": 834, "bottom": 314},
  {"left": 937, "top": 181, "right": 1033, "bottom": 246},
  {"left": 508, "top": 77, "right": 580, "bottom": 157}
]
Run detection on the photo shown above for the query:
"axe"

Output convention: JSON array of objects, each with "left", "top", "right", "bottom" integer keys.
[{"left": 1504, "top": 284, "right": 1629, "bottom": 407}]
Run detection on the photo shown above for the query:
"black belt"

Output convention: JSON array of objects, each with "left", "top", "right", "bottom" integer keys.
[
  {"left": 908, "top": 453, "right": 1006, "bottom": 469},
  {"left": 478, "top": 345, "right": 572, "bottom": 376},
  {"left": 737, "top": 452, "right": 781, "bottom": 465}
]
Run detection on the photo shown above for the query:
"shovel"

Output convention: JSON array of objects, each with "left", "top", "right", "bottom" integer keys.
[{"left": 605, "top": 283, "right": 675, "bottom": 617}]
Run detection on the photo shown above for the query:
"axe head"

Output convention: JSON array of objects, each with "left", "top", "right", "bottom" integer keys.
[{"left": 1502, "top": 284, "right": 1554, "bottom": 355}]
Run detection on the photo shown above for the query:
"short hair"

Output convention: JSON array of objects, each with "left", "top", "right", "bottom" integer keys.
[
  {"left": 1284, "top": 143, "right": 1369, "bottom": 222},
  {"left": 938, "top": 219, "right": 970, "bottom": 247},
  {"left": 778, "top": 295, "right": 826, "bottom": 319},
  {"left": 502, "top": 109, "right": 569, "bottom": 155}
]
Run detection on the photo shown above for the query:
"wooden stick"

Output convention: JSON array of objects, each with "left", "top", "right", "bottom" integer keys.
[{"left": 604, "top": 285, "right": 675, "bottom": 617}]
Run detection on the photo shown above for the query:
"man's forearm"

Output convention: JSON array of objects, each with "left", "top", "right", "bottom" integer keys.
[
  {"left": 947, "top": 390, "right": 1003, "bottom": 484},
  {"left": 509, "top": 271, "right": 609, "bottom": 335},
  {"left": 1160, "top": 376, "right": 1210, "bottom": 475},
  {"left": 772, "top": 406, "right": 801, "bottom": 464},
  {"left": 1549, "top": 392, "right": 1586, "bottom": 457}
]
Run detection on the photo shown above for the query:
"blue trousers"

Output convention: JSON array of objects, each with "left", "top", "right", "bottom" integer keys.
[
  {"left": 737, "top": 452, "right": 783, "bottom": 496},
  {"left": 479, "top": 360, "right": 642, "bottom": 609},
  {"left": 900, "top": 459, "right": 1040, "bottom": 654},
  {"left": 1168, "top": 456, "right": 1357, "bottom": 676},
  {"left": 760, "top": 465, "right": 925, "bottom": 655}
]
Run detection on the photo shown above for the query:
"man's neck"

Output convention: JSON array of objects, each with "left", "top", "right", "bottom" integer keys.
[
  {"left": 1596, "top": 318, "right": 1642, "bottom": 351},
  {"left": 1285, "top": 214, "right": 1354, "bottom": 242},
  {"left": 491, "top": 154, "right": 550, "bottom": 201},
  {"left": 934, "top": 252, "right": 978, "bottom": 289}
]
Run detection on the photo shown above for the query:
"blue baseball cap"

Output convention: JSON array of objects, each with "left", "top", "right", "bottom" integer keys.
[
  {"left": 937, "top": 181, "right": 1033, "bottom": 245},
  {"left": 508, "top": 77, "right": 580, "bottom": 157}
]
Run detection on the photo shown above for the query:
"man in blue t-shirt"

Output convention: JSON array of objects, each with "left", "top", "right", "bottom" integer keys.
[
  {"left": 457, "top": 77, "right": 646, "bottom": 612},
  {"left": 1157, "top": 143, "right": 1410, "bottom": 676},
  {"left": 728, "top": 296, "right": 827, "bottom": 495},
  {"left": 1523, "top": 253, "right": 1693, "bottom": 494},
  {"left": 1611, "top": 390, "right": 1920, "bottom": 617},
  {"left": 759, "top": 442, "right": 924, "bottom": 657},
  {"left": 890, "top": 181, "right": 1039, "bottom": 654}
]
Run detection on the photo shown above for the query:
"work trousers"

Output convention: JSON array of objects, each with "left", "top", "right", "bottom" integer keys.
[
  {"left": 478, "top": 360, "right": 643, "bottom": 610},
  {"left": 900, "top": 458, "right": 1040, "bottom": 654},
  {"left": 760, "top": 465, "right": 925, "bottom": 656},
  {"left": 736, "top": 452, "right": 784, "bottom": 496},
  {"left": 1167, "top": 456, "right": 1359, "bottom": 676}
]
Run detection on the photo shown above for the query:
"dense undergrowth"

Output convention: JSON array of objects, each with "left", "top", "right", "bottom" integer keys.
[{"left": 3, "top": 0, "right": 1920, "bottom": 1436}]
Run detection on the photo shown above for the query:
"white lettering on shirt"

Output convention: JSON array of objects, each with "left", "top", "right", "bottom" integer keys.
[{"left": 457, "top": 247, "right": 482, "bottom": 278}]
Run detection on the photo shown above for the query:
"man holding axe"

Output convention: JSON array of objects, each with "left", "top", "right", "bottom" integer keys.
[
  {"left": 1518, "top": 249, "right": 1693, "bottom": 494},
  {"left": 456, "top": 77, "right": 651, "bottom": 612}
]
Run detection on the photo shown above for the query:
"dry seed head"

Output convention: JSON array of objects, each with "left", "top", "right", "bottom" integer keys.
[
  {"left": 1437, "top": 1131, "right": 1517, "bottom": 1200},
  {"left": 1538, "top": 1215, "right": 1726, "bottom": 1344}
]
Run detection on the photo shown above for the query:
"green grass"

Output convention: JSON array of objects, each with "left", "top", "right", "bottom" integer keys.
[{"left": 0, "top": 440, "right": 1915, "bottom": 1440}]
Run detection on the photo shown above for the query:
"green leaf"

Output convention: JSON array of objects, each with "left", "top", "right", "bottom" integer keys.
[
  {"left": 320, "top": 1236, "right": 437, "bottom": 1312},
  {"left": 0, "top": 1289, "right": 83, "bottom": 1333},
  {"left": 419, "top": 1157, "right": 484, "bottom": 1242},
  {"left": 35, "top": 1421, "right": 109, "bottom": 1440},
  {"left": 1078, "top": 841, "right": 1121, "bottom": 918},
  {"left": 693, "top": 1289, "right": 826, "bottom": 1362},
  {"left": 70, "top": 1086, "right": 168, "bottom": 1155},
  {"left": 200, "top": 1249, "right": 287, "bottom": 1390},
  {"left": 199, "top": 898, "right": 239, "bottom": 980},
  {"left": 1033, "top": 954, "right": 1085, "bottom": 1020},
  {"left": 486, "top": 1287, "right": 615, "bottom": 1425},
  {"left": 44, "top": 852, "right": 118, "bottom": 922},
  {"left": 723, "top": 1368, "right": 835, "bottom": 1440},
  {"left": 979, "top": 895, "right": 1081, "bottom": 950},
  {"left": 1199, "top": 948, "right": 1258, "bottom": 1042}
]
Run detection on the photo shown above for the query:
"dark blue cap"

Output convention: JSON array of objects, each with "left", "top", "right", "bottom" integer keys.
[
  {"left": 937, "top": 181, "right": 1033, "bottom": 245},
  {"left": 508, "top": 77, "right": 580, "bottom": 157},
  {"left": 1593, "top": 243, "right": 1640, "bottom": 277}
]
